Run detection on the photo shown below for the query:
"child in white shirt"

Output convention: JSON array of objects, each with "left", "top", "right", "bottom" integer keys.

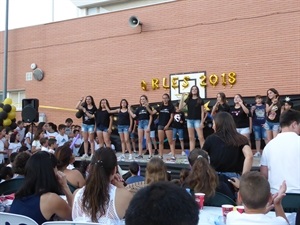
[
  {"left": 56, "top": 124, "right": 69, "bottom": 147},
  {"left": 227, "top": 172, "right": 289, "bottom": 225}
]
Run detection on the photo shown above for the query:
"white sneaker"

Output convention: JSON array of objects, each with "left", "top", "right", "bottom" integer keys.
[
  {"left": 81, "top": 154, "right": 89, "bottom": 160},
  {"left": 181, "top": 151, "right": 186, "bottom": 156},
  {"left": 128, "top": 154, "right": 133, "bottom": 160},
  {"left": 253, "top": 152, "right": 261, "bottom": 157}
]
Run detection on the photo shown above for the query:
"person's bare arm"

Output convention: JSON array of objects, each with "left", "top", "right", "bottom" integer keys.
[
  {"left": 75, "top": 97, "right": 84, "bottom": 110},
  {"left": 273, "top": 181, "right": 288, "bottom": 222},
  {"left": 242, "top": 145, "right": 253, "bottom": 174}
]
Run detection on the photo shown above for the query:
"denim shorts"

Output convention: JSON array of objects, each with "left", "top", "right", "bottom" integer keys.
[
  {"left": 130, "top": 132, "right": 137, "bottom": 139},
  {"left": 118, "top": 125, "right": 129, "bottom": 134},
  {"left": 264, "top": 121, "right": 280, "bottom": 132},
  {"left": 173, "top": 128, "right": 184, "bottom": 140},
  {"left": 236, "top": 127, "right": 250, "bottom": 135},
  {"left": 96, "top": 124, "right": 108, "bottom": 132},
  {"left": 186, "top": 119, "right": 201, "bottom": 129},
  {"left": 253, "top": 125, "right": 267, "bottom": 140},
  {"left": 138, "top": 120, "right": 149, "bottom": 130},
  {"left": 157, "top": 125, "right": 172, "bottom": 131},
  {"left": 82, "top": 124, "right": 95, "bottom": 133}
]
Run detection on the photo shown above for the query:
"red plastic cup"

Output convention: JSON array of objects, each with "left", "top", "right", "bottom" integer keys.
[
  {"left": 221, "top": 204, "right": 234, "bottom": 217},
  {"left": 236, "top": 206, "right": 245, "bottom": 213},
  {"left": 195, "top": 193, "right": 205, "bottom": 210}
]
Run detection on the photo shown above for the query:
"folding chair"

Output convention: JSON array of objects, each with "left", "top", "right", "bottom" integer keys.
[
  {"left": 42, "top": 221, "right": 101, "bottom": 225},
  {"left": 204, "top": 191, "right": 237, "bottom": 207},
  {"left": 281, "top": 193, "right": 300, "bottom": 213},
  {"left": 0, "top": 212, "right": 38, "bottom": 225},
  {"left": 0, "top": 178, "right": 24, "bottom": 195}
]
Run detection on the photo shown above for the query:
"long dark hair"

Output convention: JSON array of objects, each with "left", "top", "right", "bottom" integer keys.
[
  {"left": 266, "top": 88, "right": 279, "bottom": 105},
  {"left": 82, "top": 147, "right": 117, "bottom": 222},
  {"left": 119, "top": 99, "right": 129, "bottom": 109},
  {"left": 187, "top": 151, "right": 218, "bottom": 198},
  {"left": 139, "top": 95, "right": 148, "bottom": 106},
  {"left": 82, "top": 95, "right": 96, "bottom": 108},
  {"left": 213, "top": 112, "right": 248, "bottom": 147},
  {"left": 15, "top": 151, "right": 61, "bottom": 198},
  {"left": 33, "top": 129, "right": 44, "bottom": 141},
  {"left": 98, "top": 99, "right": 111, "bottom": 110},
  {"left": 217, "top": 92, "right": 227, "bottom": 103},
  {"left": 55, "top": 145, "right": 73, "bottom": 170},
  {"left": 187, "top": 85, "right": 202, "bottom": 106}
]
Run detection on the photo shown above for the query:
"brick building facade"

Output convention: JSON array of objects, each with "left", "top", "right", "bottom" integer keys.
[{"left": 0, "top": 0, "right": 299, "bottom": 125}]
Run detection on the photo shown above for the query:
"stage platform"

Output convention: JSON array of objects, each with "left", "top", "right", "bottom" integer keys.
[{"left": 75, "top": 150, "right": 261, "bottom": 180}]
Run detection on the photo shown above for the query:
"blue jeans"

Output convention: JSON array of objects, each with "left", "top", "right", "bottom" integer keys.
[
  {"left": 81, "top": 124, "right": 94, "bottom": 133},
  {"left": 173, "top": 128, "right": 184, "bottom": 140},
  {"left": 186, "top": 119, "right": 201, "bottom": 129},
  {"left": 264, "top": 121, "right": 280, "bottom": 132},
  {"left": 253, "top": 125, "right": 267, "bottom": 140},
  {"left": 138, "top": 120, "right": 149, "bottom": 130},
  {"left": 118, "top": 125, "right": 129, "bottom": 134}
]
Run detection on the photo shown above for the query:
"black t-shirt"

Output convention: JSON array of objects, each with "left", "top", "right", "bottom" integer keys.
[
  {"left": 96, "top": 110, "right": 111, "bottom": 127},
  {"left": 216, "top": 103, "right": 230, "bottom": 113},
  {"left": 185, "top": 98, "right": 204, "bottom": 120},
  {"left": 172, "top": 111, "right": 185, "bottom": 129},
  {"left": 135, "top": 106, "right": 150, "bottom": 120},
  {"left": 82, "top": 105, "right": 97, "bottom": 125},
  {"left": 118, "top": 110, "right": 130, "bottom": 126},
  {"left": 266, "top": 100, "right": 281, "bottom": 123},
  {"left": 202, "top": 134, "right": 247, "bottom": 174},
  {"left": 230, "top": 106, "right": 250, "bottom": 128},
  {"left": 156, "top": 104, "right": 175, "bottom": 126}
]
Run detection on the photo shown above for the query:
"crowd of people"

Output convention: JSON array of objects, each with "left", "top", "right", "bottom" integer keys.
[{"left": 0, "top": 86, "right": 299, "bottom": 225}]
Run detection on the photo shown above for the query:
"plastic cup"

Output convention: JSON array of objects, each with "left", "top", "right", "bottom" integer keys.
[
  {"left": 221, "top": 204, "right": 234, "bottom": 217},
  {"left": 195, "top": 193, "right": 205, "bottom": 210},
  {"left": 236, "top": 205, "right": 244, "bottom": 213}
]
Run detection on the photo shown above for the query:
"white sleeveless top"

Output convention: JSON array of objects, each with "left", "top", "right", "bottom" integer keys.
[{"left": 72, "top": 184, "right": 124, "bottom": 225}]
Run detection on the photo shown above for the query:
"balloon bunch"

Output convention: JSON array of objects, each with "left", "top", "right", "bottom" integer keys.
[{"left": 0, "top": 98, "right": 17, "bottom": 129}]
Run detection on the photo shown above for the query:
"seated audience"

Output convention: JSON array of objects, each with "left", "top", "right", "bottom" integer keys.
[
  {"left": 126, "top": 161, "right": 145, "bottom": 184},
  {"left": 0, "top": 165, "right": 14, "bottom": 182},
  {"left": 72, "top": 147, "right": 132, "bottom": 223},
  {"left": 55, "top": 145, "right": 85, "bottom": 189},
  {"left": 10, "top": 151, "right": 72, "bottom": 224},
  {"left": 261, "top": 109, "right": 300, "bottom": 194},
  {"left": 227, "top": 171, "right": 289, "bottom": 225},
  {"left": 8, "top": 132, "right": 22, "bottom": 154},
  {"left": 203, "top": 112, "right": 253, "bottom": 177},
  {"left": 12, "top": 151, "right": 31, "bottom": 179},
  {"left": 125, "top": 181, "right": 199, "bottom": 225},
  {"left": 186, "top": 148, "right": 235, "bottom": 201},
  {"left": 126, "top": 157, "right": 168, "bottom": 194},
  {"left": 6, "top": 152, "right": 18, "bottom": 167},
  {"left": 179, "top": 168, "right": 190, "bottom": 185}
]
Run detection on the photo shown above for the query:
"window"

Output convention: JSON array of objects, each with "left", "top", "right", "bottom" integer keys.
[
  {"left": 7, "top": 90, "right": 25, "bottom": 111},
  {"left": 87, "top": 7, "right": 98, "bottom": 15}
]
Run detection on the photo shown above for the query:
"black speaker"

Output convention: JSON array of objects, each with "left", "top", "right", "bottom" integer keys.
[{"left": 22, "top": 98, "right": 39, "bottom": 123}]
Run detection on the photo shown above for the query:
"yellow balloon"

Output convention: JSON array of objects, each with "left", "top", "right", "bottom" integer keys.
[
  {"left": 3, "top": 98, "right": 12, "bottom": 105},
  {"left": 8, "top": 111, "right": 16, "bottom": 120},
  {"left": 11, "top": 105, "right": 17, "bottom": 112},
  {"left": 3, "top": 118, "right": 12, "bottom": 126}
]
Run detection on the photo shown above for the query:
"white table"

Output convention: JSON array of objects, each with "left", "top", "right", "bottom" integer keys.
[{"left": 198, "top": 206, "right": 296, "bottom": 225}]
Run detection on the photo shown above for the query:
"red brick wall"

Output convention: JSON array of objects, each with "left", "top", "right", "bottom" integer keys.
[{"left": 0, "top": 0, "right": 299, "bottom": 125}]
